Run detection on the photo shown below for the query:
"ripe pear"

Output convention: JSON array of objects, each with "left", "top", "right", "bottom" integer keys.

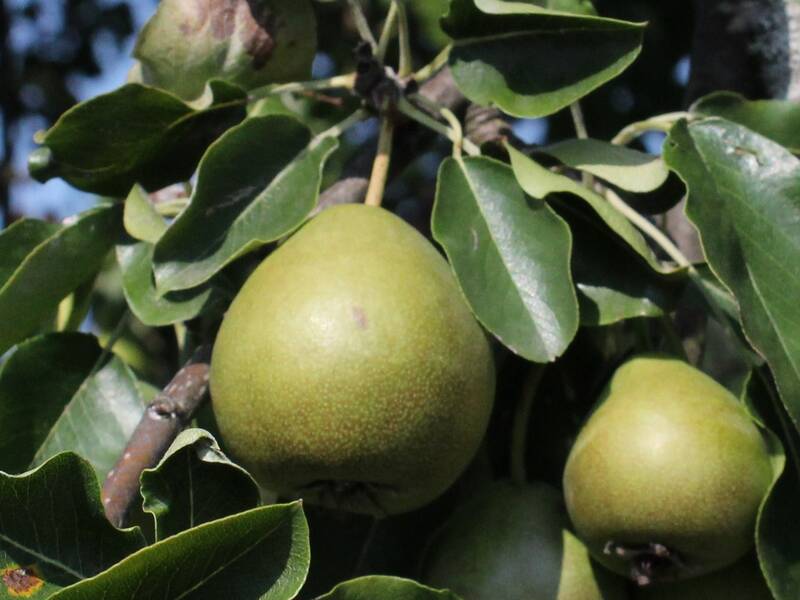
[
  {"left": 421, "top": 481, "right": 628, "bottom": 600},
  {"left": 563, "top": 355, "right": 773, "bottom": 584},
  {"left": 634, "top": 555, "right": 772, "bottom": 599},
  {"left": 134, "top": 0, "right": 316, "bottom": 101},
  {"left": 210, "top": 204, "right": 495, "bottom": 516}
]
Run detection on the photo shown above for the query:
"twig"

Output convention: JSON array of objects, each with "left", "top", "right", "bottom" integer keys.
[
  {"left": 365, "top": 116, "right": 395, "bottom": 207},
  {"left": 102, "top": 346, "right": 212, "bottom": 528},
  {"left": 248, "top": 73, "right": 356, "bottom": 102},
  {"left": 510, "top": 366, "right": 545, "bottom": 485},
  {"left": 347, "top": 0, "right": 377, "bottom": 51},
  {"left": 376, "top": 1, "right": 398, "bottom": 61},
  {"left": 394, "top": 0, "right": 413, "bottom": 78}
]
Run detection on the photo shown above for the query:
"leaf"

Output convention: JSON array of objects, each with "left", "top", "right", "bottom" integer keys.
[
  {"left": 506, "top": 143, "right": 669, "bottom": 273},
  {"left": 153, "top": 115, "right": 340, "bottom": 292},
  {"left": 117, "top": 240, "right": 226, "bottom": 327},
  {"left": 537, "top": 138, "right": 669, "bottom": 192},
  {"left": 432, "top": 156, "right": 579, "bottom": 362},
  {"left": 741, "top": 369, "right": 799, "bottom": 600},
  {"left": 141, "top": 428, "right": 260, "bottom": 541},
  {"left": 316, "top": 576, "right": 463, "bottom": 600},
  {"left": 691, "top": 92, "right": 800, "bottom": 154},
  {"left": 474, "top": 0, "right": 596, "bottom": 16},
  {"left": 549, "top": 196, "right": 685, "bottom": 326},
  {"left": 28, "top": 349, "right": 147, "bottom": 482},
  {"left": 664, "top": 118, "right": 800, "bottom": 432},
  {"left": 134, "top": 0, "right": 317, "bottom": 101},
  {"left": 0, "top": 333, "right": 101, "bottom": 474},
  {"left": 50, "top": 502, "right": 310, "bottom": 600},
  {"left": 0, "top": 453, "right": 146, "bottom": 597},
  {"left": 441, "top": 0, "right": 644, "bottom": 117},
  {"left": 0, "top": 219, "right": 60, "bottom": 287},
  {"left": 123, "top": 185, "right": 167, "bottom": 244},
  {"left": 29, "top": 82, "right": 247, "bottom": 196},
  {"left": 0, "top": 204, "right": 123, "bottom": 356}
]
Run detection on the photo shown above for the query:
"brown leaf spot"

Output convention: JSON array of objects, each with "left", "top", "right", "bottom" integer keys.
[
  {"left": 2, "top": 565, "right": 44, "bottom": 597},
  {"left": 240, "top": 0, "right": 276, "bottom": 69},
  {"left": 180, "top": 0, "right": 211, "bottom": 36},
  {"left": 351, "top": 306, "right": 368, "bottom": 330}
]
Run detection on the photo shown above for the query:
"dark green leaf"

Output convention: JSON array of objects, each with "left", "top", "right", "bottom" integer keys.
[
  {"left": 537, "top": 138, "right": 668, "bottom": 192},
  {"left": 50, "top": 502, "right": 310, "bottom": 600},
  {"left": 29, "top": 351, "right": 146, "bottom": 482},
  {"left": 0, "top": 204, "right": 123, "bottom": 356},
  {"left": 691, "top": 92, "right": 800, "bottom": 153},
  {"left": 442, "top": 0, "right": 644, "bottom": 117},
  {"left": 0, "top": 219, "right": 60, "bottom": 287},
  {"left": 123, "top": 185, "right": 167, "bottom": 244},
  {"left": 154, "top": 115, "right": 340, "bottom": 292},
  {"left": 0, "top": 333, "right": 101, "bottom": 474},
  {"left": 134, "top": 0, "right": 317, "bottom": 101},
  {"left": 742, "top": 369, "right": 799, "bottom": 600},
  {"left": 549, "top": 196, "right": 685, "bottom": 326},
  {"left": 0, "top": 453, "right": 146, "bottom": 596},
  {"left": 432, "top": 156, "right": 579, "bottom": 362},
  {"left": 29, "top": 82, "right": 246, "bottom": 196},
  {"left": 140, "top": 429, "right": 260, "bottom": 541},
  {"left": 317, "top": 576, "right": 462, "bottom": 600},
  {"left": 664, "top": 118, "right": 800, "bottom": 432}
]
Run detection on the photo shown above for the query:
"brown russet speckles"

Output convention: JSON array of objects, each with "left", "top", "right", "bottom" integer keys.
[
  {"left": 209, "top": 0, "right": 237, "bottom": 39},
  {"left": 2, "top": 565, "right": 44, "bottom": 597},
  {"left": 351, "top": 306, "right": 369, "bottom": 330}
]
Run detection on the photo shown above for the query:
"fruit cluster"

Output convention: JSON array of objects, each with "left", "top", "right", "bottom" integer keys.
[{"left": 210, "top": 205, "right": 774, "bottom": 598}]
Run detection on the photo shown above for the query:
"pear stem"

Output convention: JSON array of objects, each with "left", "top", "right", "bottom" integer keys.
[
  {"left": 510, "top": 365, "right": 545, "bottom": 485},
  {"left": 364, "top": 115, "right": 395, "bottom": 207}
]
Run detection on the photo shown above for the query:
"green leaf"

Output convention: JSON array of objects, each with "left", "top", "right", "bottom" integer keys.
[
  {"left": 0, "top": 453, "right": 146, "bottom": 596},
  {"left": 50, "top": 502, "right": 310, "bottom": 600},
  {"left": 507, "top": 143, "right": 669, "bottom": 273},
  {"left": 123, "top": 185, "right": 167, "bottom": 244},
  {"left": 317, "top": 576, "right": 463, "bottom": 600},
  {"left": 0, "top": 333, "right": 101, "bottom": 474},
  {"left": 0, "top": 204, "right": 123, "bottom": 356},
  {"left": 549, "top": 196, "right": 685, "bottom": 326},
  {"left": 153, "top": 115, "right": 339, "bottom": 292},
  {"left": 474, "top": 0, "right": 596, "bottom": 16},
  {"left": 0, "top": 219, "right": 60, "bottom": 287},
  {"left": 141, "top": 428, "right": 260, "bottom": 541},
  {"left": 29, "top": 350, "right": 147, "bottom": 482},
  {"left": 691, "top": 92, "right": 800, "bottom": 154},
  {"left": 742, "top": 369, "right": 799, "bottom": 600},
  {"left": 441, "top": 0, "right": 644, "bottom": 117},
  {"left": 537, "top": 138, "right": 669, "bottom": 192},
  {"left": 29, "top": 82, "right": 246, "bottom": 196},
  {"left": 664, "top": 118, "right": 800, "bottom": 433},
  {"left": 117, "top": 239, "right": 226, "bottom": 327},
  {"left": 134, "top": 0, "right": 317, "bottom": 101},
  {"left": 432, "top": 156, "right": 579, "bottom": 362}
]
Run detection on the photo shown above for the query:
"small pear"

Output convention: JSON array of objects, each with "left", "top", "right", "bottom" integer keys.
[
  {"left": 563, "top": 355, "right": 773, "bottom": 583},
  {"left": 210, "top": 204, "right": 495, "bottom": 515},
  {"left": 421, "top": 481, "right": 628, "bottom": 600}
]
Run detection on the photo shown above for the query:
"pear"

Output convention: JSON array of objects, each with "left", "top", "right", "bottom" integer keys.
[
  {"left": 634, "top": 555, "right": 773, "bottom": 599},
  {"left": 421, "top": 481, "right": 628, "bottom": 600},
  {"left": 210, "top": 204, "right": 495, "bottom": 515},
  {"left": 134, "top": 0, "right": 317, "bottom": 101},
  {"left": 563, "top": 355, "right": 773, "bottom": 584}
]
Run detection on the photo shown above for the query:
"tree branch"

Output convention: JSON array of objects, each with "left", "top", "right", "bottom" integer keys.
[{"left": 102, "top": 347, "right": 211, "bottom": 528}]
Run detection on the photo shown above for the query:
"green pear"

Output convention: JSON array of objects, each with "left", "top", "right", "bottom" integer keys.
[
  {"left": 634, "top": 555, "right": 773, "bottom": 599},
  {"left": 134, "top": 0, "right": 316, "bottom": 101},
  {"left": 210, "top": 204, "right": 495, "bottom": 516},
  {"left": 421, "top": 481, "right": 629, "bottom": 600},
  {"left": 563, "top": 355, "right": 773, "bottom": 584}
]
